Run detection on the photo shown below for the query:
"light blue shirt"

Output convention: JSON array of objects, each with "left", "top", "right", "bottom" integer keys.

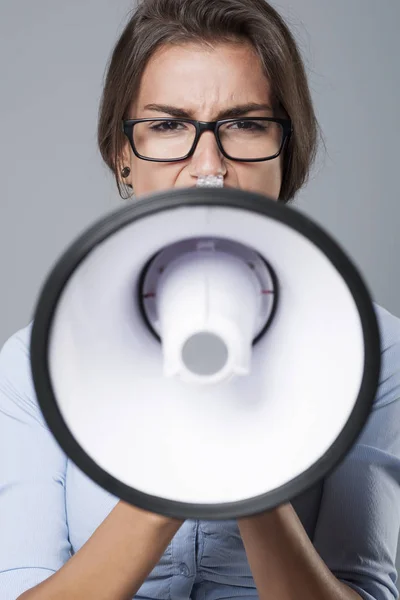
[{"left": 1, "top": 302, "right": 400, "bottom": 600}]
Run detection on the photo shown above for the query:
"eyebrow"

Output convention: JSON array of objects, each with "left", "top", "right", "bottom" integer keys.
[{"left": 142, "top": 103, "right": 274, "bottom": 120}]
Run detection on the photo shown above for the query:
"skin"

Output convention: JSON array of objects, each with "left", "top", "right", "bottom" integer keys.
[{"left": 121, "top": 41, "right": 283, "bottom": 199}]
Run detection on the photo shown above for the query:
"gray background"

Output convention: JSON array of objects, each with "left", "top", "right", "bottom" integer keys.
[
  {"left": 0, "top": 0, "right": 399, "bottom": 581},
  {"left": 0, "top": 0, "right": 399, "bottom": 345}
]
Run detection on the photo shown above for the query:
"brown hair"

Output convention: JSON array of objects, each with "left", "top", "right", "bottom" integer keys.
[{"left": 98, "top": 0, "right": 321, "bottom": 203}]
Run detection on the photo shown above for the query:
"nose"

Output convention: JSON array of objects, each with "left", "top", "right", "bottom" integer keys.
[{"left": 189, "top": 131, "right": 227, "bottom": 180}]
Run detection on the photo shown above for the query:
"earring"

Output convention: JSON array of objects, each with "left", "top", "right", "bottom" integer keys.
[{"left": 121, "top": 166, "right": 131, "bottom": 178}]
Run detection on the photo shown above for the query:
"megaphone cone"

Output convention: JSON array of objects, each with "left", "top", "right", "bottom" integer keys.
[{"left": 30, "top": 187, "right": 380, "bottom": 519}]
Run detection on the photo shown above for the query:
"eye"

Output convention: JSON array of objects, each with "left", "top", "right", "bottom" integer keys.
[
  {"left": 229, "top": 120, "right": 268, "bottom": 131},
  {"left": 149, "top": 120, "right": 187, "bottom": 132}
]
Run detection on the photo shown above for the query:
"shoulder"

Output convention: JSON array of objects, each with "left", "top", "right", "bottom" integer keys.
[
  {"left": 0, "top": 321, "right": 48, "bottom": 427},
  {"left": 373, "top": 302, "right": 400, "bottom": 347},
  {"left": 372, "top": 302, "right": 400, "bottom": 408},
  {"left": 0, "top": 321, "right": 33, "bottom": 382}
]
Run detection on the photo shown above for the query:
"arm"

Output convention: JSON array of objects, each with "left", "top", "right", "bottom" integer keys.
[
  {"left": 311, "top": 396, "right": 400, "bottom": 600},
  {"left": 0, "top": 325, "right": 183, "bottom": 600},
  {"left": 237, "top": 305, "right": 400, "bottom": 600},
  {"left": 0, "top": 325, "right": 71, "bottom": 598},
  {"left": 238, "top": 503, "right": 363, "bottom": 600},
  {"left": 311, "top": 307, "right": 400, "bottom": 600},
  {"left": 19, "top": 501, "right": 183, "bottom": 600}
]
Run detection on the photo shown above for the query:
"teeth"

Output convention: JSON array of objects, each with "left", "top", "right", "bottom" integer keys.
[{"left": 196, "top": 175, "right": 224, "bottom": 188}]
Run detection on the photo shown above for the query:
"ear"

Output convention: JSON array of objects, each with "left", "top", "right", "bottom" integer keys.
[{"left": 117, "top": 141, "right": 133, "bottom": 188}]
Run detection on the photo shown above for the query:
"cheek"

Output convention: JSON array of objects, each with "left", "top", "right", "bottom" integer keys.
[
  {"left": 263, "top": 159, "right": 283, "bottom": 199},
  {"left": 238, "top": 161, "right": 282, "bottom": 200},
  {"left": 130, "top": 159, "right": 180, "bottom": 196}
]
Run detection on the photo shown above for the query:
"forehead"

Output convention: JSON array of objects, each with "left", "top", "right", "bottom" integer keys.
[{"left": 132, "top": 41, "right": 272, "bottom": 118}]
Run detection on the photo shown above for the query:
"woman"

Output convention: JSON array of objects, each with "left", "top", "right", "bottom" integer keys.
[{"left": 1, "top": 1, "right": 400, "bottom": 599}]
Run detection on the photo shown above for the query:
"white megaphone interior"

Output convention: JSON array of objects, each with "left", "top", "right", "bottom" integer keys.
[
  {"left": 144, "top": 238, "right": 275, "bottom": 385},
  {"left": 48, "top": 203, "right": 365, "bottom": 504}
]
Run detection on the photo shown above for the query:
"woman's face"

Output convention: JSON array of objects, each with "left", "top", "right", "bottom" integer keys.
[{"left": 122, "top": 41, "right": 283, "bottom": 200}]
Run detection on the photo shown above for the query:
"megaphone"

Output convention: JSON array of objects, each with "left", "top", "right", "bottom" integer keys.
[{"left": 30, "top": 187, "right": 381, "bottom": 520}]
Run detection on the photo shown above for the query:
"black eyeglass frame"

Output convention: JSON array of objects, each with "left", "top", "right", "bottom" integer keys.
[{"left": 122, "top": 117, "right": 293, "bottom": 163}]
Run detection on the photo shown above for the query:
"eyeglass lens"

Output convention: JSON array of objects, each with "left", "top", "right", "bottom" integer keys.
[{"left": 132, "top": 120, "right": 284, "bottom": 160}]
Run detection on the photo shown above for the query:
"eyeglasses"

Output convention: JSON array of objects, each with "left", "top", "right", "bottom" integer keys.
[{"left": 122, "top": 117, "right": 292, "bottom": 163}]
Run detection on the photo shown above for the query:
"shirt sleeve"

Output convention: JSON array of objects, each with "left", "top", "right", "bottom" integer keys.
[
  {"left": 0, "top": 324, "right": 72, "bottom": 599},
  {"left": 313, "top": 305, "right": 400, "bottom": 600}
]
